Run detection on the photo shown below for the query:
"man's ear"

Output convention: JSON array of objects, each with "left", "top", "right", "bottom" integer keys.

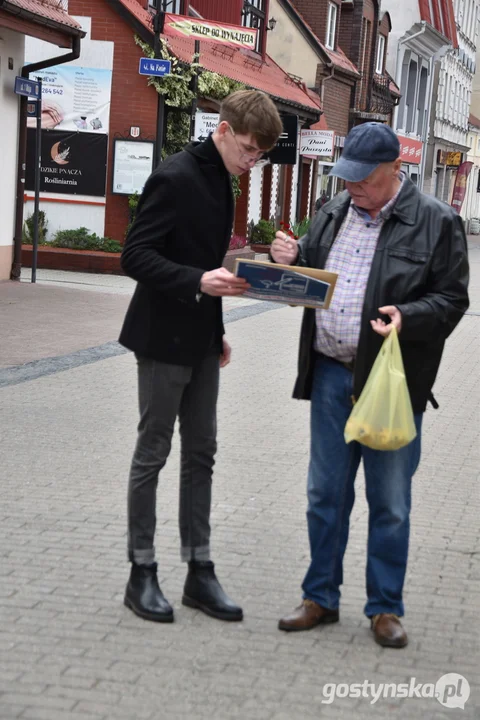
[
  {"left": 216, "top": 121, "right": 229, "bottom": 138},
  {"left": 393, "top": 158, "right": 403, "bottom": 174}
]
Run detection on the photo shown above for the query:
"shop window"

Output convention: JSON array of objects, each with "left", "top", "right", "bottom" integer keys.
[
  {"left": 242, "top": 0, "right": 266, "bottom": 53},
  {"left": 326, "top": 2, "right": 338, "bottom": 50}
]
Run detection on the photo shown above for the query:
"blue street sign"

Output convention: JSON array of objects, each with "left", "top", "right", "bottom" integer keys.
[
  {"left": 139, "top": 58, "right": 171, "bottom": 77},
  {"left": 14, "top": 76, "right": 41, "bottom": 98}
]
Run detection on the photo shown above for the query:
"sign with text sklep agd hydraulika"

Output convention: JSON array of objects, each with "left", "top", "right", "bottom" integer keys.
[
  {"left": 25, "top": 130, "right": 108, "bottom": 197},
  {"left": 163, "top": 13, "right": 258, "bottom": 50}
]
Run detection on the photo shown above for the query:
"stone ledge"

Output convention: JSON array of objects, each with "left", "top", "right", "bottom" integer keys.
[{"left": 21, "top": 245, "right": 256, "bottom": 276}]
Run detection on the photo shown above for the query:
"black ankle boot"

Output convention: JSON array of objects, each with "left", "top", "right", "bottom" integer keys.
[
  {"left": 124, "top": 562, "right": 174, "bottom": 623},
  {"left": 182, "top": 561, "right": 243, "bottom": 621}
]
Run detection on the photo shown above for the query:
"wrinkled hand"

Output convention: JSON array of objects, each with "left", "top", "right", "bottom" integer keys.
[
  {"left": 270, "top": 231, "right": 299, "bottom": 265},
  {"left": 220, "top": 337, "right": 231, "bottom": 368},
  {"left": 370, "top": 306, "right": 403, "bottom": 337},
  {"left": 200, "top": 267, "right": 249, "bottom": 297}
]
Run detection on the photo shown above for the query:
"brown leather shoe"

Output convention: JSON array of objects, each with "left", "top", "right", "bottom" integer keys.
[
  {"left": 278, "top": 599, "right": 339, "bottom": 632},
  {"left": 371, "top": 613, "right": 408, "bottom": 648}
]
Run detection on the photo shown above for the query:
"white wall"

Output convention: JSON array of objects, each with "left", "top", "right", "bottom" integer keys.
[
  {"left": 267, "top": 0, "right": 320, "bottom": 88},
  {"left": 0, "top": 29, "right": 24, "bottom": 279},
  {"left": 24, "top": 196, "right": 106, "bottom": 238},
  {"left": 383, "top": 0, "right": 421, "bottom": 79},
  {"left": 247, "top": 165, "right": 263, "bottom": 228}
]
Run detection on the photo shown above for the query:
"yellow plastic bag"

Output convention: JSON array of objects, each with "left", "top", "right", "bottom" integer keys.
[{"left": 344, "top": 327, "right": 417, "bottom": 451}]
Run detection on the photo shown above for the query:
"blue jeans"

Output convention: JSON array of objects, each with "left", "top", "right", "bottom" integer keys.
[{"left": 302, "top": 355, "right": 423, "bottom": 618}]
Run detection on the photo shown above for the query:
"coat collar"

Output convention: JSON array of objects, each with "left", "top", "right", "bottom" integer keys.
[
  {"left": 320, "top": 175, "right": 419, "bottom": 226},
  {"left": 184, "top": 133, "right": 227, "bottom": 172}
]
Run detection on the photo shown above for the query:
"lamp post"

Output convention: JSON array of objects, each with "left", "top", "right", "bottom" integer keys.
[{"left": 153, "top": 8, "right": 166, "bottom": 168}]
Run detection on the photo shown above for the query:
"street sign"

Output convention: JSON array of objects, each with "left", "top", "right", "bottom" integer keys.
[
  {"left": 139, "top": 58, "right": 171, "bottom": 77},
  {"left": 14, "top": 76, "right": 41, "bottom": 98}
]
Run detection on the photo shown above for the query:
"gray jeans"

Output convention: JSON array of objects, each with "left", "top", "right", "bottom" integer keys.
[{"left": 127, "top": 353, "right": 219, "bottom": 565}]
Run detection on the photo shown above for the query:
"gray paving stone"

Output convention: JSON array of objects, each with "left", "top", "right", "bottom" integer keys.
[{"left": 0, "top": 248, "right": 479, "bottom": 719}]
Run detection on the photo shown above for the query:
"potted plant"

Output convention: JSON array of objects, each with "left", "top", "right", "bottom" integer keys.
[{"left": 249, "top": 218, "right": 276, "bottom": 253}]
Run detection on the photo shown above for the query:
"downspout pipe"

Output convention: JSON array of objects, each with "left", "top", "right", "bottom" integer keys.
[{"left": 11, "top": 35, "right": 81, "bottom": 280}]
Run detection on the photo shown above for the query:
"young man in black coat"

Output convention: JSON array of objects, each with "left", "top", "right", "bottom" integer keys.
[{"left": 119, "top": 90, "right": 283, "bottom": 623}]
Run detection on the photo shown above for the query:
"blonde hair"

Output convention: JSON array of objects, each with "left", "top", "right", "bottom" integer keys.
[{"left": 219, "top": 90, "right": 283, "bottom": 150}]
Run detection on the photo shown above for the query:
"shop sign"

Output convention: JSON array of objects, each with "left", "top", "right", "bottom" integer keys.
[
  {"left": 194, "top": 112, "right": 220, "bottom": 142},
  {"left": 267, "top": 115, "right": 298, "bottom": 165},
  {"left": 398, "top": 135, "right": 423, "bottom": 165},
  {"left": 300, "top": 130, "right": 335, "bottom": 158},
  {"left": 164, "top": 14, "right": 258, "bottom": 51},
  {"left": 438, "top": 150, "right": 462, "bottom": 167},
  {"left": 26, "top": 129, "right": 108, "bottom": 197}
]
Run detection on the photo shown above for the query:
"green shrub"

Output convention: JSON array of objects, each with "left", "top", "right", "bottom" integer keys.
[
  {"left": 250, "top": 218, "right": 276, "bottom": 246},
  {"left": 23, "top": 211, "right": 48, "bottom": 244},
  {"left": 50, "top": 227, "right": 123, "bottom": 253}
]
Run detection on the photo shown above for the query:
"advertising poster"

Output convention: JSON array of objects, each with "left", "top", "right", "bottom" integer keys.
[
  {"left": 451, "top": 161, "right": 473, "bottom": 212},
  {"left": 112, "top": 140, "right": 155, "bottom": 195},
  {"left": 25, "top": 129, "right": 108, "bottom": 197},
  {"left": 26, "top": 65, "right": 112, "bottom": 133}
]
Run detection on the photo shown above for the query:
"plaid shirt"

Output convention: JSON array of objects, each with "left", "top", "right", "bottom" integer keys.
[{"left": 315, "top": 177, "right": 404, "bottom": 362}]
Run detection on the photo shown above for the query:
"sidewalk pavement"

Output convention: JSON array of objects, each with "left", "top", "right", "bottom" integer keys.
[{"left": 0, "top": 243, "right": 479, "bottom": 720}]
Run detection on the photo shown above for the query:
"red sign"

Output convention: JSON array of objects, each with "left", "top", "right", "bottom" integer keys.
[
  {"left": 451, "top": 161, "right": 473, "bottom": 212},
  {"left": 398, "top": 135, "right": 423, "bottom": 165},
  {"left": 163, "top": 14, "right": 258, "bottom": 50}
]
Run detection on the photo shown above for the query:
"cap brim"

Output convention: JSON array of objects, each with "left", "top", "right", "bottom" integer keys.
[{"left": 329, "top": 157, "right": 379, "bottom": 182}]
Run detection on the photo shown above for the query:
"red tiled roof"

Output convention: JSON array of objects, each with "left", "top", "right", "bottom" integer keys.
[
  {"left": 469, "top": 113, "right": 480, "bottom": 129},
  {"left": 114, "top": 0, "right": 321, "bottom": 114},
  {"left": 324, "top": 46, "right": 360, "bottom": 77},
  {"left": 4, "top": 0, "right": 83, "bottom": 31},
  {"left": 310, "top": 114, "right": 329, "bottom": 131}
]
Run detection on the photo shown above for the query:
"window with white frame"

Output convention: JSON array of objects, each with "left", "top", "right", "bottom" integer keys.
[
  {"left": 326, "top": 2, "right": 338, "bottom": 50},
  {"left": 376, "top": 35, "right": 386, "bottom": 74}
]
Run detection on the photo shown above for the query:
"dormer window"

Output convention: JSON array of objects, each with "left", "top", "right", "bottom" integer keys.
[
  {"left": 242, "top": 0, "right": 266, "bottom": 53},
  {"left": 326, "top": 2, "right": 338, "bottom": 50}
]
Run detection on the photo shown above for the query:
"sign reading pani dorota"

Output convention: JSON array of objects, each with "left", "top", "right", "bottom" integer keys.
[
  {"left": 164, "top": 14, "right": 258, "bottom": 50},
  {"left": 300, "top": 130, "right": 335, "bottom": 157}
]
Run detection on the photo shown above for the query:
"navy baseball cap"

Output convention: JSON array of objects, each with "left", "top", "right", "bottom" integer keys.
[{"left": 330, "top": 122, "right": 400, "bottom": 182}]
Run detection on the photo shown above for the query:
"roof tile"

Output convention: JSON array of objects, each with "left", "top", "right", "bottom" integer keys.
[{"left": 5, "top": 0, "right": 82, "bottom": 31}]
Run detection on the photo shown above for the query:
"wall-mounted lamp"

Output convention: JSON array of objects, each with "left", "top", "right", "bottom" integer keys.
[{"left": 266, "top": 17, "right": 277, "bottom": 31}]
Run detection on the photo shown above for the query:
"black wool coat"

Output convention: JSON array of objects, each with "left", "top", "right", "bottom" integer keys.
[{"left": 119, "top": 136, "right": 234, "bottom": 366}]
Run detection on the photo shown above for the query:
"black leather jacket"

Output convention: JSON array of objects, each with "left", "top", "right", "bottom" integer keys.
[{"left": 293, "top": 178, "right": 470, "bottom": 413}]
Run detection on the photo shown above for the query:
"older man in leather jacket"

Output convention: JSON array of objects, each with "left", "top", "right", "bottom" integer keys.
[{"left": 271, "top": 122, "right": 469, "bottom": 648}]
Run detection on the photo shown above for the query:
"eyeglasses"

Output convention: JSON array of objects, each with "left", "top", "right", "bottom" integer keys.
[{"left": 228, "top": 125, "right": 269, "bottom": 168}]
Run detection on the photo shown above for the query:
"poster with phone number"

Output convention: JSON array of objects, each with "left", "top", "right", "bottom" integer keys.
[{"left": 26, "top": 65, "right": 112, "bottom": 134}]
